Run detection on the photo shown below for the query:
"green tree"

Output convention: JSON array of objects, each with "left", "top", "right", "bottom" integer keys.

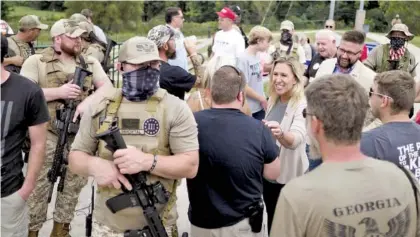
[
  {"left": 64, "top": 1, "right": 143, "bottom": 32},
  {"left": 380, "top": 0, "right": 420, "bottom": 35},
  {"left": 1, "top": 1, "right": 13, "bottom": 19}
]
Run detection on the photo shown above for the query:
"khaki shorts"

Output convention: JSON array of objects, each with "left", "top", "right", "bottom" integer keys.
[
  {"left": 1, "top": 191, "right": 29, "bottom": 237},
  {"left": 191, "top": 218, "right": 266, "bottom": 237}
]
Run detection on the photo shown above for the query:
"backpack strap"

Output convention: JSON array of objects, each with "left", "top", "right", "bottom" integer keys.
[
  {"left": 396, "top": 164, "right": 419, "bottom": 216},
  {"left": 97, "top": 90, "right": 123, "bottom": 134}
]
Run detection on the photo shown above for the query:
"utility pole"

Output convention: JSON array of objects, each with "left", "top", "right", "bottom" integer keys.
[
  {"left": 355, "top": 0, "right": 366, "bottom": 31},
  {"left": 329, "top": 0, "right": 335, "bottom": 20}
]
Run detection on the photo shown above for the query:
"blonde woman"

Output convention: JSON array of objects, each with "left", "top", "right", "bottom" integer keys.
[
  {"left": 186, "top": 56, "right": 251, "bottom": 115},
  {"left": 262, "top": 57, "right": 308, "bottom": 233}
]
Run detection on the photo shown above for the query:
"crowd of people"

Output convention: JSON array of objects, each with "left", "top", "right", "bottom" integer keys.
[{"left": 1, "top": 4, "right": 420, "bottom": 237}]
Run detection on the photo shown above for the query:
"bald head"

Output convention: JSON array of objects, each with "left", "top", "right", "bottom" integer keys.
[{"left": 325, "top": 19, "right": 336, "bottom": 31}]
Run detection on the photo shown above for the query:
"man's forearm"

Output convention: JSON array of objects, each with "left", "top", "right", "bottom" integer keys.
[
  {"left": 43, "top": 88, "right": 62, "bottom": 102},
  {"left": 24, "top": 134, "right": 47, "bottom": 190},
  {"left": 246, "top": 85, "right": 263, "bottom": 101},
  {"left": 190, "top": 54, "right": 203, "bottom": 87},
  {"left": 68, "top": 150, "right": 97, "bottom": 177},
  {"left": 150, "top": 151, "right": 199, "bottom": 180}
]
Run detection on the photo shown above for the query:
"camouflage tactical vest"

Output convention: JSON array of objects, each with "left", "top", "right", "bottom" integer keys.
[
  {"left": 8, "top": 35, "right": 35, "bottom": 60},
  {"left": 379, "top": 44, "right": 411, "bottom": 73},
  {"left": 96, "top": 88, "right": 179, "bottom": 225},
  {"left": 82, "top": 42, "right": 106, "bottom": 63},
  {"left": 39, "top": 47, "right": 94, "bottom": 134},
  {"left": 271, "top": 42, "right": 299, "bottom": 61}
]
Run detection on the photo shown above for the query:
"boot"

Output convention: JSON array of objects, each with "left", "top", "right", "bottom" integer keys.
[
  {"left": 28, "top": 230, "right": 39, "bottom": 237},
  {"left": 50, "top": 221, "right": 71, "bottom": 237}
]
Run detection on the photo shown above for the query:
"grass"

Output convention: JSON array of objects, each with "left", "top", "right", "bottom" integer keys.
[{"left": 412, "top": 36, "right": 420, "bottom": 47}]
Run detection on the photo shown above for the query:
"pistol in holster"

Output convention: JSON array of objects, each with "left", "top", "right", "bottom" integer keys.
[{"left": 246, "top": 200, "right": 264, "bottom": 233}]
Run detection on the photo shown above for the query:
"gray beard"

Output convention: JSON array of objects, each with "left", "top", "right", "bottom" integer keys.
[{"left": 308, "top": 134, "right": 322, "bottom": 160}]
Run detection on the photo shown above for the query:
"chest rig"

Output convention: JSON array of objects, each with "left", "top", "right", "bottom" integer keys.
[
  {"left": 39, "top": 47, "right": 94, "bottom": 134},
  {"left": 379, "top": 44, "right": 412, "bottom": 73},
  {"left": 9, "top": 35, "right": 35, "bottom": 60},
  {"left": 271, "top": 42, "right": 298, "bottom": 61},
  {"left": 96, "top": 89, "right": 179, "bottom": 224}
]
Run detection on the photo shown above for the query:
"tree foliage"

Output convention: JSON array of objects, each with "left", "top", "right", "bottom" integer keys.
[
  {"left": 380, "top": 0, "right": 420, "bottom": 35},
  {"left": 1, "top": 1, "right": 13, "bottom": 19},
  {"left": 64, "top": 1, "right": 143, "bottom": 32}
]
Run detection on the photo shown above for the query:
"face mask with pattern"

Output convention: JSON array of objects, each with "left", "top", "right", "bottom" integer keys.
[
  {"left": 390, "top": 37, "right": 406, "bottom": 50},
  {"left": 122, "top": 66, "right": 160, "bottom": 102}
]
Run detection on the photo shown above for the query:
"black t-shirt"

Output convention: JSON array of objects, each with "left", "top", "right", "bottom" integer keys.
[
  {"left": 187, "top": 108, "right": 279, "bottom": 228},
  {"left": 159, "top": 62, "right": 196, "bottom": 100},
  {"left": 304, "top": 53, "right": 327, "bottom": 79},
  {"left": 1, "top": 72, "right": 50, "bottom": 197}
]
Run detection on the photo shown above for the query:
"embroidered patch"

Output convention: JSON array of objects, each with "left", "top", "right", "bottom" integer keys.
[{"left": 143, "top": 118, "right": 160, "bottom": 136}]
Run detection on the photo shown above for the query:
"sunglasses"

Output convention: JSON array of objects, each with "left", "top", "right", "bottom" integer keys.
[
  {"left": 302, "top": 108, "right": 315, "bottom": 118},
  {"left": 369, "top": 88, "right": 393, "bottom": 100},
  {"left": 325, "top": 25, "right": 333, "bottom": 29}
]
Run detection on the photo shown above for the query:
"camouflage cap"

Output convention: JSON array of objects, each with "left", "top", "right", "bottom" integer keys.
[
  {"left": 280, "top": 20, "right": 294, "bottom": 31},
  {"left": 386, "top": 23, "right": 414, "bottom": 41},
  {"left": 78, "top": 21, "right": 94, "bottom": 34},
  {"left": 147, "top": 25, "right": 175, "bottom": 48},
  {"left": 118, "top": 36, "right": 161, "bottom": 64},
  {"left": 70, "top": 13, "right": 88, "bottom": 23},
  {"left": 50, "top": 19, "right": 86, "bottom": 38},
  {"left": 19, "top": 15, "right": 48, "bottom": 30}
]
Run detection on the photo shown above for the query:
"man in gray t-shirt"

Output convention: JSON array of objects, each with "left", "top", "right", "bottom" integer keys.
[
  {"left": 236, "top": 26, "right": 272, "bottom": 120},
  {"left": 360, "top": 71, "right": 420, "bottom": 180}
]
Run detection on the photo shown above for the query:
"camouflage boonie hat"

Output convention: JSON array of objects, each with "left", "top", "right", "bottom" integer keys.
[
  {"left": 70, "top": 13, "right": 88, "bottom": 23},
  {"left": 147, "top": 25, "right": 175, "bottom": 48},
  {"left": 118, "top": 36, "right": 161, "bottom": 64},
  {"left": 386, "top": 23, "right": 414, "bottom": 41},
  {"left": 50, "top": 19, "right": 86, "bottom": 38}
]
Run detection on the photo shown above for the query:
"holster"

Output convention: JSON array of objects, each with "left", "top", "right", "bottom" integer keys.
[{"left": 246, "top": 200, "right": 264, "bottom": 233}]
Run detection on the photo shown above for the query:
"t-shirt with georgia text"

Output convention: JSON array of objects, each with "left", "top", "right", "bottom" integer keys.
[
  {"left": 1, "top": 72, "right": 49, "bottom": 197},
  {"left": 361, "top": 121, "right": 420, "bottom": 182},
  {"left": 270, "top": 158, "right": 420, "bottom": 237}
]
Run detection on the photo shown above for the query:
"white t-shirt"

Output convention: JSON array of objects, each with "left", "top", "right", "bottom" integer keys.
[
  {"left": 212, "top": 29, "right": 245, "bottom": 58},
  {"left": 93, "top": 25, "right": 107, "bottom": 44}
]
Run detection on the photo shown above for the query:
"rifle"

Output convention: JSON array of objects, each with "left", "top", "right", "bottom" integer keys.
[
  {"left": 47, "top": 67, "right": 92, "bottom": 203},
  {"left": 101, "top": 38, "right": 117, "bottom": 74},
  {"left": 95, "top": 126, "right": 170, "bottom": 237}
]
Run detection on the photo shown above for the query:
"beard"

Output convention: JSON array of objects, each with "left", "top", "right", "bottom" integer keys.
[
  {"left": 60, "top": 43, "right": 81, "bottom": 57},
  {"left": 337, "top": 55, "right": 357, "bottom": 69},
  {"left": 166, "top": 50, "right": 176, "bottom": 60},
  {"left": 307, "top": 122, "right": 322, "bottom": 160}
]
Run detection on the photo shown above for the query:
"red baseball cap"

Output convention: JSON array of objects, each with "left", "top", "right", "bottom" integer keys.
[{"left": 216, "top": 7, "right": 237, "bottom": 21}]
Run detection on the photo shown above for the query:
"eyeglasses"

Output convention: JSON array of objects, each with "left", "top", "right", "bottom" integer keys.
[
  {"left": 325, "top": 25, "right": 333, "bottom": 29},
  {"left": 302, "top": 108, "right": 315, "bottom": 118},
  {"left": 337, "top": 47, "right": 361, "bottom": 57},
  {"left": 369, "top": 88, "right": 393, "bottom": 100}
]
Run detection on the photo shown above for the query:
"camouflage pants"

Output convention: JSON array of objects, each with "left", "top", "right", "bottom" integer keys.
[
  {"left": 92, "top": 219, "right": 178, "bottom": 237},
  {"left": 27, "top": 134, "right": 87, "bottom": 231}
]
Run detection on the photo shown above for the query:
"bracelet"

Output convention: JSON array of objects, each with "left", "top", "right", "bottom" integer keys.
[{"left": 149, "top": 154, "right": 158, "bottom": 172}]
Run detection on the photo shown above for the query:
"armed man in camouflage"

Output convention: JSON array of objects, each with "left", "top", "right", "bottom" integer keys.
[
  {"left": 21, "top": 19, "right": 113, "bottom": 237},
  {"left": 3, "top": 15, "right": 48, "bottom": 73},
  {"left": 70, "top": 13, "right": 106, "bottom": 63},
  {"left": 68, "top": 36, "right": 199, "bottom": 237},
  {"left": 364, "top": 23, "right": 417, "bottom": 78}
]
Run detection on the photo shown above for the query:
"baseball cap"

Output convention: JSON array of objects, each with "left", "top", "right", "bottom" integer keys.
[
  {"left": 118, "top": 36, "right": 161, "bottom": 64},
  {"left": 216, "top": 7, "right": 237, "bottom": 21},
  {"left": 19, "top": 15, "right": 48, "bottom": 30},
  {"left": 70, "top": 13, "right": 88, "bottom": 23},
  {"left": 78, "top": 21, "right": 94, "bottom": 34},
  {"left": 50, "top": 19, "right": 86, "bottom": 38},
  {"left": 229, "top": 5, "right": 242, "bottom": 16},
  {"left": 147, "top": 25, "right": 175, "bottom": 48},
  {"left": 280, "top": 20, "right": 294, "bottom": 31}
]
